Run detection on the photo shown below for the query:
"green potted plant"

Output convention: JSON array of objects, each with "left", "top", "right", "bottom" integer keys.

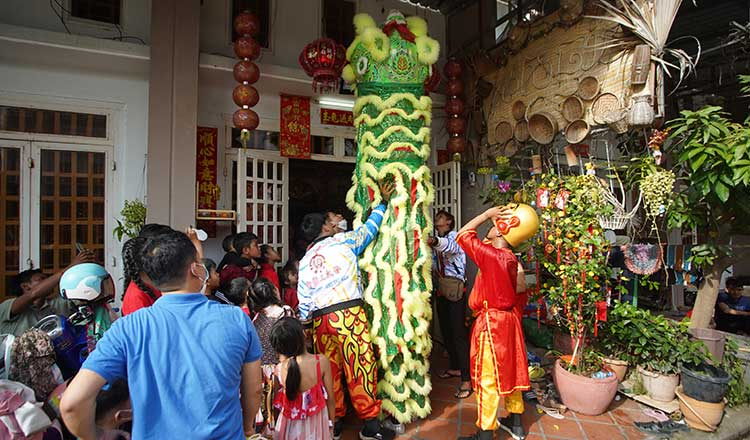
[
  {"left": 113, "top": 199, "right": 147, "bottom": 241},
  {"left": 525, "top": 173, "right": 620, "bottom": 415},
  {"left": 601, "top": 301, "right": 709, "bottom": 402},
  {"left": 596, "top": 318, "right": 630, "bottom": 383}
]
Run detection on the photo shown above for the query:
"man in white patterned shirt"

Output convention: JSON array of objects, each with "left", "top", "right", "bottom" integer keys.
[{"left": 428, "top": 210, "right": 471, "bottom": 399}]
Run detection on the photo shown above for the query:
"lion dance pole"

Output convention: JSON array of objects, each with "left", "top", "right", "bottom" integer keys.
[{"left": 341, "top": 11, "right": 440, "bottom": 423}]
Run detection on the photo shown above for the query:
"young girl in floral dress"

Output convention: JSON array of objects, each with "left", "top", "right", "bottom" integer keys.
[{"left": 270, "top": 317, "right": 334, "bottom": 440}]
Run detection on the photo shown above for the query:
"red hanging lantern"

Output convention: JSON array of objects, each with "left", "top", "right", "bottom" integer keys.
[
  {"left": 234, "top": 36, "right": 261, "bottom": 61},
  {"left": 445, "top": 79, "right": 464, "bottom": 97},
  {"left": 447, "top": 136, "right": 466, "bottom": 154},
  {"left": 443, "top": 59, "right": 463, "bottom": 79},
  {"left": 233, "top": 60, "right": 260, "bottom": 84},
  {"left": 233, "top": 108, "right": 259, "bottom": 131},
  {"left": 445, "top": 98, "right": 465, "bottom": 116},
  {"left": 446, "top": 117, "right": 466, "bottom": 136},
  {"left": 232, "top": 12, "right": 261, "bottom": 141},
  {"left": 298, "top": 37, "right": 347, "bottom": 93},
  {"left": 232, "top": 84, "right": 259, "bottom": 107},
  {"left": 234, "top": 11, "right": 260, "bottom": 37}
]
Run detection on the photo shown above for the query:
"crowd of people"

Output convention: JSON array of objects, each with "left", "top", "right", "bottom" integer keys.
[{"left": 0, "top": 174, "right": 542, "bottom": 440}]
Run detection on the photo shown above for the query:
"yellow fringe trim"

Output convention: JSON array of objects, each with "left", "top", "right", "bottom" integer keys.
[
  {"left": 405, "top": 16, "right": 427, "bottom": 37},
  {"left": 415, "top": 36, "right": 440, "bottom": 65},
  {"left": 354, "top": 107, "right": 432, "bottom": 127},
  {"left": 354, "top": 94, "right": 432, "bottom": 116},
  {"left": 353, "top": 13, "right": 376, "bottom": 34}
]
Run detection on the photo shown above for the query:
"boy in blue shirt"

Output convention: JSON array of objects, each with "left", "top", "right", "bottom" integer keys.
[
  {"left": 61, "top": 229, "right": 263, "bottom": 439},
  {"left": 716, "top": 277, "right": 750, "bottom": 334}
]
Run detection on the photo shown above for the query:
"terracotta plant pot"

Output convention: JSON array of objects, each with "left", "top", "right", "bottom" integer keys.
[
  {"left": 676, "top": 386, "right": 725, "bottom": 432},
  {"left": 638, "top": 366, "right": 679, "bottom": 402},
  {"left": 553, "top": 359, "right": 618, "bottom": 415},
  {"left": 602, "top": 357, "right": 628, "bottom": 382}
]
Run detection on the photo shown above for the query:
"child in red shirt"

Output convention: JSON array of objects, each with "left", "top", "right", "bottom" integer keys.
[
  {"left": 281, "top": 260, "right": 299, "bottom": 312},
  {"left": 259, "top": 245, "right": 282, "bottom": 291}
]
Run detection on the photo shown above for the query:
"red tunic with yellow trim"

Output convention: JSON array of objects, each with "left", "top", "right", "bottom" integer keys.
[{"left": 457, "top": 230, "right": 530, "bottom": 395}]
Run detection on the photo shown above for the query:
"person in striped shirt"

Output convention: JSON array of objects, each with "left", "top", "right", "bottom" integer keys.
[
  {"left": 428, "top": 210, "right": 471, "bottom": 399},
  {"left": 297, "top": 179, "right": 394, "bottom": 440}
]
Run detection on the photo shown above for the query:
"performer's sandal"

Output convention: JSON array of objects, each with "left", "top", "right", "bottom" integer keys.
[
  {"left": 438, "top": 370, "right": 461, "bottom": 379},
  {"left": 454, "top": 387, "right": 473, "bottom": 399}
]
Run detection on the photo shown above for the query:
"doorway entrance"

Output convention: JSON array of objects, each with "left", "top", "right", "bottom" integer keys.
[{"left": 288, "top": 159, "right": 355, "bottom": 260}]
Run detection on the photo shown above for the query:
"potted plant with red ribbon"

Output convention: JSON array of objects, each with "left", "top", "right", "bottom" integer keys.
[{"left": 524, "top": 173, "right": 621, "bottom": 415}]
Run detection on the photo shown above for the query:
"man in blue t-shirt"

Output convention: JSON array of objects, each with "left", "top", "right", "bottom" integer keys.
[
  {"left": 61, "top": 230, "right": 263, "bottom": 439},
  {"left": 715, "top": 277, "right": 750, "bottom": 334}
]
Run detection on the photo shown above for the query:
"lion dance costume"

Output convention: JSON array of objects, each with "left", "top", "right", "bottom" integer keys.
[{"left": 342, "top": 10, "right": 440, "bottom": 423}]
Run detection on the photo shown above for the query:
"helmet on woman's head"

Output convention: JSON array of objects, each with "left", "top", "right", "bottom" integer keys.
[{"left": 60, "top": 263, "right": 111, "bottom": 302}]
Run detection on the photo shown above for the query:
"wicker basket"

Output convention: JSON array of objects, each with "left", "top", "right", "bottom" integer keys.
[
  {"left": 511, "top": 100, "right": 526, "bottom": 121},
  {"left": 514, "top": 120, "right": 529, "bottom": 142},
  {"left": 606, "top": 109, "right": 629, "bottom": 134},
  {"left": 561, "top": 96, "right": 584, "bottom": 122},
  {"left": 494, "top": 121, "right": 513, "bottom": 144},
  {"left": 564, "top": 119, "right": 590, "bottom": 144},
  {"left": 597, "top": 213, "right": 631, "bottom": 231},
  {"left": 592, "top": 93, "right": 621, "bottom": 125},
  {"left": 504, "top": 140, "right": 519, "bottom": 157},
  {"left": 528, "top": 112, "right": 558, "bottom": 144},
  {"left": 577, "top": 76, "right": 600, "bottom": 101}
]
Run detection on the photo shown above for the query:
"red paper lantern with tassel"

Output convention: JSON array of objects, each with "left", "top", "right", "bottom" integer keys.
[
  {"left": 447, "top": 136, "right": 466, "bottom": 154},
  {"left": 232, "top": 11, "right": 262, "bottom": 145},
  {"left": 233, "top": 108, "right": 259, "bottom": 131},
  {"left": 298, "top": 37, "right": 347, "bottom": 93},
  {"left": 443, "top": 58, "right": 466, "bottom": 160}
]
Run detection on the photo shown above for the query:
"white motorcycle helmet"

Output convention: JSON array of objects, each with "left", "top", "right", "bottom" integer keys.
[{"left": 59, "top": 263, "right": 112, "bottom": 302}]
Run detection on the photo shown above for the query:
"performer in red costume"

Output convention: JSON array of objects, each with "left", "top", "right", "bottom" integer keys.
[{"left": 457, "top": 206, "right": 530, "bottom": 440}]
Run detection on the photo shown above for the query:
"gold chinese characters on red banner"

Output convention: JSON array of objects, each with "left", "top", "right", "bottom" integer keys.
[
  {"left": 320, "top": 108, "right": 353, "bottom": 126},
  {"left": 280, "top": 95, "right": 311, "bottom": 159},
  {"left": 196, "top": 127, "right": 219, "bottom": 235}
]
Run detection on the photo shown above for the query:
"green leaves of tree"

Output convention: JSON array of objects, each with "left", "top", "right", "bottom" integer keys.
[
  {"left": 665, "top": 100, "right": 750, "bottom": 268},
  {"left": 113, "top": 199, "right": 147, "bottom": 242}
]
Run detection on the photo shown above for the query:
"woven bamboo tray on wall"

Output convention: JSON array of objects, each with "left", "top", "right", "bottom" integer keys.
[{"left": 482, "top": 9, "right": 655, "bottom": 147}]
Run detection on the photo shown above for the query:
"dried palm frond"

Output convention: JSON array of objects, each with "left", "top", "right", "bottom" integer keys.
[{"left": 587, "top": 0, "right": 700, "bottom": 91}]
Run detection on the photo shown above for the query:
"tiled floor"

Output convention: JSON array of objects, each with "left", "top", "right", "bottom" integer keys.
[{"left": 339, "top": 354, "right": 655, "bottom": 440}]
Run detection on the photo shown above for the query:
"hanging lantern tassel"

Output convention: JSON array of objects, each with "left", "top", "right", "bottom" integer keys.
[
  {"left": 240, "top": 128, "right": 251, "bottom": 149},
  {"left": 594, "top": 300, "right": 608, "bottom": 336}
]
